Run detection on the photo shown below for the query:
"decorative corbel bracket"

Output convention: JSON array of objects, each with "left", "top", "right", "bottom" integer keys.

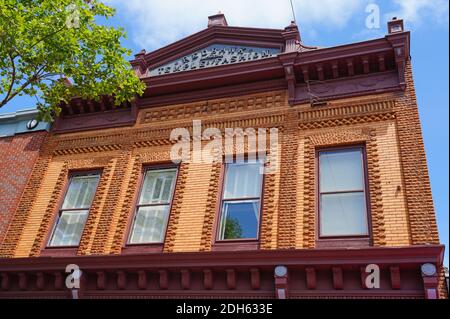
[
  {"left": 386, "top": 31, "right": 410, "bottom": 90},
  {"left": 279, "top": 53, "right": 298, "bottom": 106}
]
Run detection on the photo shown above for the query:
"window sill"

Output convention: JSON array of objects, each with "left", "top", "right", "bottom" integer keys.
[
  {"left": 212, "top": 240, "right": 259, "bottom": 252},
  {"left": 121, "top": 244, "right": 164, "bottom": 254},
  {"left": 315, "top": 237, "right": 371, "bottom": 248}
]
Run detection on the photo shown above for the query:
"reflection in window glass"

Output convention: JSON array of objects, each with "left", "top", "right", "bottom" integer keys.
[
  {"left": 319, "top": 148, "right": 368, "bottom": 237},
  {"left": 129, "top": 168, "right": 177, "bottom": 244},
  {"left": 49, "top": 211, "right": 89, "bottom": 247},
  {"left": 218, "top": 161, "right": 263, "bottom": 240},
  {"left": 49, "top": 173, "right": 100, "bottom": 247},
  {"left": 62, "top": 175, "right": 99, "bottom": 209}
]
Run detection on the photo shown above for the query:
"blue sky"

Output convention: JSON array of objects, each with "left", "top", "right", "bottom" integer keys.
[{"left": 1, "top": 0, "right": 448, "bottom": 265}]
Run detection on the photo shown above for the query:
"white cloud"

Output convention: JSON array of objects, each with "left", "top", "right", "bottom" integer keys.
[
  {"left": 106, "top": 0, "right": 363, "bottom": 50},
  {"left": 386, "top": 0, "right": 449, "bottom": 26},
  {"left": 105, "top": 0, "right": 448, "bottom": 52}
]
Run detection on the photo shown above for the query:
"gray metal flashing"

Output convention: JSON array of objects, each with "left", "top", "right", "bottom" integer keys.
[{"left": 0, "top": 108, "right": 50, "bottom": 138}]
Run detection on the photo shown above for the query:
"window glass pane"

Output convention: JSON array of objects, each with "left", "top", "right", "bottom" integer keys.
[
  {"left": 223, "top": 162, "right": 263, "bottom": 199},
  {"left": 139, "top": 169, "right": 177, "bottom": 205},
  {"left": 62, "top": 175, "right": 100, "bottom": 209},
  {"left": 219, "top": 200, "right": 259, "bottom": 240},
  {"left": 129, "top": 205, "right": 170, "bottom": 244},
  {"left": 49, "top": 210, "right": 88, "bottom": 247},
  {"left": 319, "top": 149, "right": 364, "bottom": 192},
  {"left": 320, "top": 192, "right": 368, "bottom": 237}
]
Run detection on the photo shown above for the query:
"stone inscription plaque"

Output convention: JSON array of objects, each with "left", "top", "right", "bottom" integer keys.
[{"left": 149, "top": 44, "right": 280, "bottom": 76}]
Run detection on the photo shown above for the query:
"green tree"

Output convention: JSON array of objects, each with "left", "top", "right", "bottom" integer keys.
[
  {"left": 0, "top": 0, "right": 145, "bottom": 121},
  {"left": 224, "top": 217, "right": 243, "bottom": 239}
]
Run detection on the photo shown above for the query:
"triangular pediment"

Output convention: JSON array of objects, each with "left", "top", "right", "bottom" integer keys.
[
  {"left": 149, "top": 43, "right": 281, "bottom": 76},
  {"left": 136, "top": 25, "right": 286, "bottom": 78}
]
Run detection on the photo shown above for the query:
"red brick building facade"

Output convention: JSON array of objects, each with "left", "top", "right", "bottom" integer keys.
[
  {"left": 0, "top": 110, "right": 50, "bottom": 244},
  {"left": 0, "top": 15, "right": 446, "bottom": 299}
]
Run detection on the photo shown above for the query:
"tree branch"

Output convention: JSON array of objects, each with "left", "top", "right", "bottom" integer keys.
[
  {"left": 0, "top": 64, "right": 47, "bottom": 107},
  {"left": 0, "top": 52, "right": 16, "bottom": 108},
  {"left": 13, "top": 25, "right": 67, "bottom": 59}
]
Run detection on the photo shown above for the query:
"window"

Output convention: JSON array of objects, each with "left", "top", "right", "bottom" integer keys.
[
  {"left": 48, "top": 172, "right": 100, "bottom": 247},
  {"left": 217, "top": 161, "right": 264, "bottom": 241},
  {"left": 318, "top": 147, "right": 369, "bottom": 238},
  {"left": 129, "top": 168, "right": 177, "bottom": 244}
]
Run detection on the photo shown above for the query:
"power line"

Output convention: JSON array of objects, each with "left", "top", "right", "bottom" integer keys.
[{"left": 290, "top": 0, "right": 297, "bottom": 24}]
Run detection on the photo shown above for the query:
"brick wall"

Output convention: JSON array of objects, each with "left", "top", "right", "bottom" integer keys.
[
  {"left": 0, "top": 131, "right": 47, "bottom": 244},
  {"left": 0, "top": 83, "right": 445, "bottom": 297}
]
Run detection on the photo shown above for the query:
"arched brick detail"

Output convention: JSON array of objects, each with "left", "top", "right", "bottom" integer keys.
[{"left": 164, "top": 162, "right": 189, "bottom": 253}]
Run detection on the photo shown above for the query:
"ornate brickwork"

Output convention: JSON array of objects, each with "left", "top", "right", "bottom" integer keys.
[
  {"left": 438, "top": 268, "right": 449, "bottom": 299},
  {"left": 365, "top": 129, "right": 386, "bottom": 246},
  {"left": 110, "top": 155, "right": 142, "bottom": 254},
  {"left": 164, "top": 162, "right": 189, "bottom": 253},
  {"left": 78, "top": 159, "right": 117, "bottom": 255},
  {"left": 53, "top": 144, "right": 122, "bottom": 156},
  {"left": 0, "top": 131, "right": 48, "bottom": 244},
  {"left": 259, "top": 168, "right": 277, "bottom": 249},
  {"left": 298, "top": 99, "right": 395, "bottom": 122},
  {"left": 0, "top": 85, "right": 444, "bottom": 297},
  {"left": 141, "top": 92, "right": 284, "bottom": 124},
  {"left": 29, "top": 162, "right": 69, "bottom": 257},
  {"left": 302, "top": 128, "right": 386, "bottom": 248},
  {"left": 0, "top": 154, "right": 52, "bottom": 258},
  {"left": 199, "top": 161, "right": 222, "bottom": 251},
  {"left": 277, "top": 110, "right": 299, "bottom": 249},
  {"left": 302, "top": 137, "right": 315, "bottom": 249},
  {"left": 299, "top": 112, "right": 396, "bottom": 130},
  {"left": 394, "top": 62, "right": 439, "bottom": 245}
]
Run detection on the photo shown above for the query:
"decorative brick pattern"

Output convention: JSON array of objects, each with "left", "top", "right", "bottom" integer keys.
[
  {"left": 302, "top": 137, "right": 315, "bottom": 249},
  {"left": 302, "top": 128, "right": 386, "bottom": 247},
  {"left": 141, "top": 92, "right": 284, "bottom": 124},
  {"left": 0, "top": 132, "right": 48, "bottom": 244},
  {"left": 78, "top": 159, "right": 116, "bottom": 255},
  {"left": 298, "top": 99, "right": 394, "bottom": 122},
  {"left": 0, "top": 154, "right": 52, "bottom": 258},
  {"left": 365, "top": 129, "right": 386, "bottom": 246},
  {"left": 53, "top": 144, "right": 122, "bottom": 156},
  {"left": 110, "top": 155, "right": 142, "bottom": 254},
  {"left": 164, "top": 162, "right": 189, "bottom": 253},
  {"left": 0, "top": 86, "right": 445, "bottom": 298},
  {"left": 29, "top": 162, "right": 69, "bottom": 257},
  {"left": 438, "top": 268, "right": 449, "bottom": 299},
  {"left": 88, "top": 152, "right": 132, "bottom": 255},
  {"left": 199, "top": 161, "right": 222, "bottom": 251},
  {"left": 299, "top": 112, "right": 396, "bottom": 130},
  {"left": 53, "top": 133, "right": 128, "bottom": 150},
  {"left": 277, "top": 110, "right": 299, "bottom": 249},
  {"left": 259, "top": 168, "right": 277, "bottom": 249},
  {"left": 394, "top": 62, "right": 439, "bottom": 245}
]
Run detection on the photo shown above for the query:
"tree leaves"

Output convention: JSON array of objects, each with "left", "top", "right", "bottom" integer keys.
[{"left": 0, "top": 0, "right": 145, "bottom": 121}]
